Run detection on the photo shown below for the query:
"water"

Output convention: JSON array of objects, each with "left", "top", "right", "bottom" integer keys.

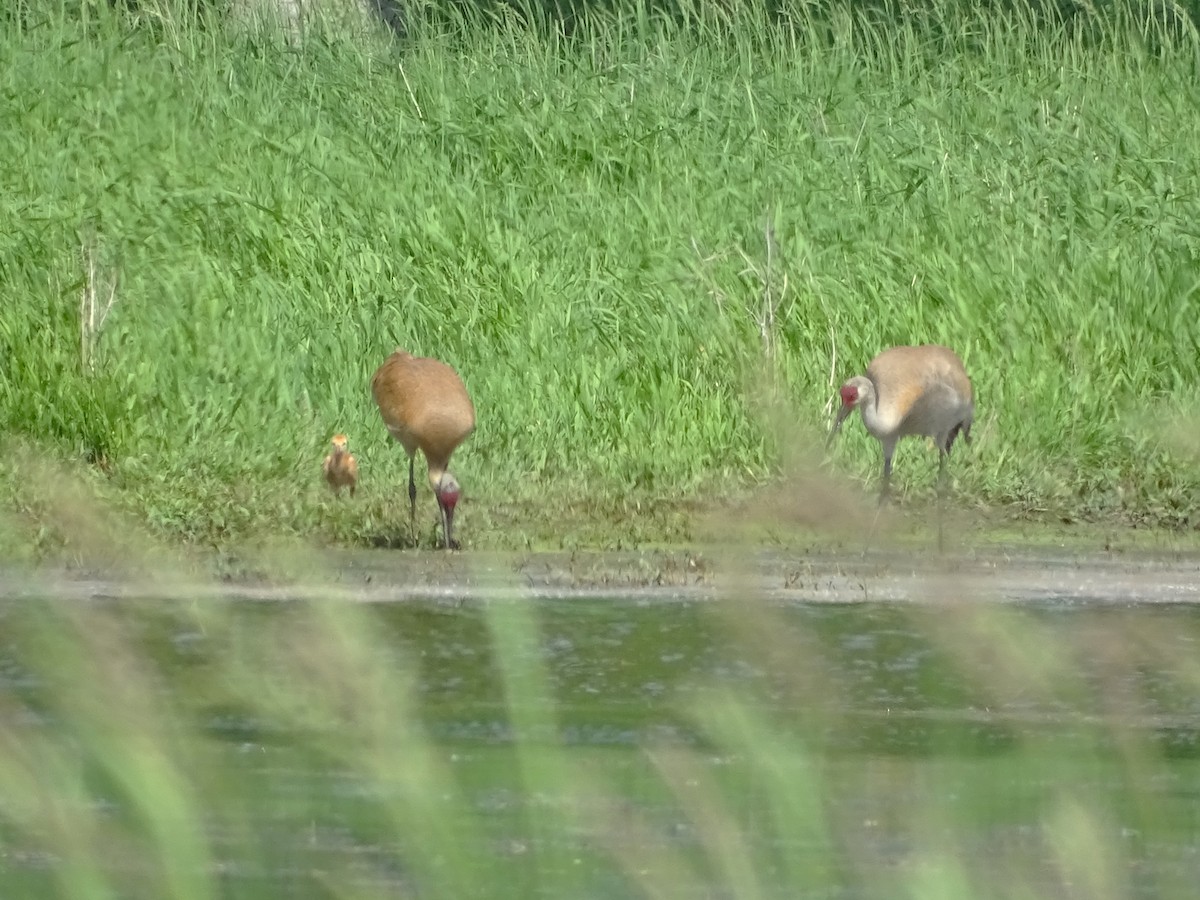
[{"left": 2, "top": 553, "right": 1200, "bottom": 898}]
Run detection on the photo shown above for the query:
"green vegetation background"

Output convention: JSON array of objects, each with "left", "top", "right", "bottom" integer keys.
[{"left": 1, "top": 0, "right": 1198, "bottom": 552}]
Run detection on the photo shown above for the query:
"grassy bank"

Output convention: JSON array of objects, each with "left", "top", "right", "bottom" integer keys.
[{"left": 1, "top": 1, "right": 1198, "bottom": 554}]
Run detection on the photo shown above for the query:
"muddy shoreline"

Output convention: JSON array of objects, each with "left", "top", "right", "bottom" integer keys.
[{"left": 1, "top": 546, "right": 1197, "bottom": 605}]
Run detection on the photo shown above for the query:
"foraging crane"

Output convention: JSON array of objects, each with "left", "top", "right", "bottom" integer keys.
[
  {"left": 322, "top": 434, "right": 358, "bottom": 498},
  {"left": 826, "top": 344, "right": 974, "bottom": 551},
  {"left": 371, "top": 349, "right": 475, "bottom": 550}
]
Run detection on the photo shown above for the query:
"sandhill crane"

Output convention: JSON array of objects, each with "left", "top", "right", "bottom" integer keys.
[
  {"left": 826, "top": 344, "right": 974, "bottom": 552},
  {"left": 322, "top": 434, "right": 358, "bottom": 498},
  {"left": 371, "top": 349, "right": 475, "bottom": 550}
]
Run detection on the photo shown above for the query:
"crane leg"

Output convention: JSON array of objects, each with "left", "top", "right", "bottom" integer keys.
[
  {"left": 408, "top": 455, "right": 418, "bottom": 546},
  {"left": 864, "top": 456, "right": 894, "bottom": 556},
  {"left": 936, "top": 451, "right": 948, "bottom": 554}
]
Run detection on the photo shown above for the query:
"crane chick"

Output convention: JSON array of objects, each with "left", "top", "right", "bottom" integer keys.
[
  {"left": 371, "top": 348, "right": 475, "bottom": 550},
  {"left": 323, "top": 434, "right": 359, "bottom": 498},
  {"left": 827, "top": 344, "right": 974, "bottom": 551}
]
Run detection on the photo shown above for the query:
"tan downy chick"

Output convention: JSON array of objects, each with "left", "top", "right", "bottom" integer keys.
[
  {"left": 323, "top": 434, "right": 359, "bottom": 498},
  {"left": 827, "top": 344, "right": 974, "bottom": 552},
  {"left": 371, "top": 349, "right": 475, "bottom": 549}
]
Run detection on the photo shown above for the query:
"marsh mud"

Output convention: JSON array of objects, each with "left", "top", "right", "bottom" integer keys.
[{"left": 1, "top": 545, "right": 1196, "bottom": 605}]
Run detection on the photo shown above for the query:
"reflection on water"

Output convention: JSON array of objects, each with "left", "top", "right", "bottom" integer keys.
[{"left": 2, "top": 591, "right": 1200, "bottom": 898}]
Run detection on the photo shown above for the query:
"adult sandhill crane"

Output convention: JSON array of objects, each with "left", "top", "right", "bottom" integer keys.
[
  {"left": 371, "top": 349, "right": 475, "bottom": 550},
  {"left": 826, "top": 344, "right": 974, "bottom": 552},
  {"left": 322, "top": 433, "right": 359, "bottom": 498}
]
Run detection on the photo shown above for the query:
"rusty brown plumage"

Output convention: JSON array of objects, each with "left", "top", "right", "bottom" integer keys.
[
  {"left": 862, "top": 345, "right": 974, "bottom": 440},
  {"left": 322, "top": 433, "right": 358, "bottom": 498},
  {"left": 371, "top": 349, "right": 475, "bottom": 549}
]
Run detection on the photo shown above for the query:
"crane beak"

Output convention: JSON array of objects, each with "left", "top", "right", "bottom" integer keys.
[
  {"left": 440, "top": 503, "right": 457, "bottom": 550},
  {"left": 826, "top": 404, "right": 852, "bottom": 450},
  {"left": 435, "top": 475, "right": 462, "bottom": 550}
]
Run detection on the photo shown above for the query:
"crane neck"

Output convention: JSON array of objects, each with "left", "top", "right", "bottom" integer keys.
[{"left": 858, "top": 394, "right": 899, "bottom": 439}]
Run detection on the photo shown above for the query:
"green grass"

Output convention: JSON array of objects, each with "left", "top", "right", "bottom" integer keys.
[{"left": 1, "top": 0, "right": 1199, "bottom": 554}]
